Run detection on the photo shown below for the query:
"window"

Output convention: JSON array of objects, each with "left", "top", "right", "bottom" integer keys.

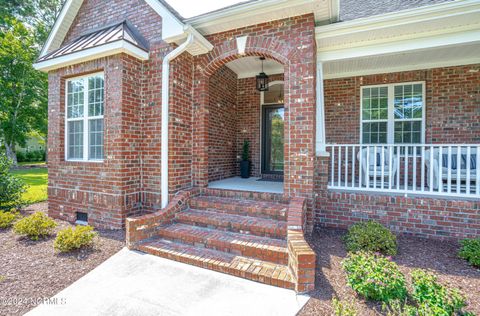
[
  {"left": 361, "top": 82, "right": 424, "bottom": 144},
  {"left": 66, "top": 73, "right": 104, "bottom": 161}
]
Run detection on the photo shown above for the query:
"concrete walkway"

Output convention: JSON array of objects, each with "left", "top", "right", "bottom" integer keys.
[{"left": 27, "top": 248, "right": 309, "bottom": 316}]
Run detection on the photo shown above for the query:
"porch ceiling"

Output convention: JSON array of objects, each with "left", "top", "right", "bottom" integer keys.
[
  {"left": 225, "top": 56, "right": 284, "bottom": 79},
  {"left": 322, "top": 41, "right": 480, "bottom": 79},
  {"left": 316, "top": 0, "right": 480, "bottom": 79}
]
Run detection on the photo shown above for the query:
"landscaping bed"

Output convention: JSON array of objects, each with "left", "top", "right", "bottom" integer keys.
[
  {"left": 0, "top": 202, "right": 124, "bottom": 316},
  {"left": 298, "top": 228, "right": 480, "bottom": 315}
]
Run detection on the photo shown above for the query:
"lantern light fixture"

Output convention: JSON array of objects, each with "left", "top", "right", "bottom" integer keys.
[{"left": 256, "top": 57, "right": 269, "bottom": 92}]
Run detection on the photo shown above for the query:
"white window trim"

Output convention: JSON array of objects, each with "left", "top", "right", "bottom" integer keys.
[
  {"left": 65, "top": 72, "right": 104, "bottom": 162},
  {"left": 360, "top": 81, "right": 426, "bottom": 144}
]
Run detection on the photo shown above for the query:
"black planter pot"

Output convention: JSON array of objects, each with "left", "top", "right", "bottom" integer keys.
[{"left": 240, "top": 160, "right": 250, "bottom": 178}]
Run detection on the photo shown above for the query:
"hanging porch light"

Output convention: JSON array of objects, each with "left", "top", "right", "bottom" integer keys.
[{"left": 256, "top": 57, "right": 269, "bottom": 92}]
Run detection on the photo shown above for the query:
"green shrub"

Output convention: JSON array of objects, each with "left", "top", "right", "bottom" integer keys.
[
  {"left": 382, "top": 300, "right": 418, "bottom": 316},
  {"left": 458, "top": 238, "right": 480, "bottom": 267},
  {"left": 344, "top": 220, "right": 397, "bottom": 256},
  {"left": 0, "top": 211, "right": 20, "bottom": 229},
  {"left": 54, "top": 225, "right": 98, "bottom": 252},
  {"left": 0, "top": 154, "right": 26, "bottom": 211},
  {"left": 13, "top": 212, "right": 56, "bottom": 240},
  {"left": 16, "top": 151, "right": 26, "bottom": 162},
  {"left": 332, "top": 297, "right": 357, "bottom": 316},
  {"left": 411, "top": 269, "right": 466, "bottom": 316},
  {"left": 342, "top": 252, "right": 407, "bottom": 302}
]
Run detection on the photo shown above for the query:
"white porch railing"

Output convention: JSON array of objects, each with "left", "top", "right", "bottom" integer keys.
[{"left": 326, "top": 144, "right": 480, "bottom": 198}]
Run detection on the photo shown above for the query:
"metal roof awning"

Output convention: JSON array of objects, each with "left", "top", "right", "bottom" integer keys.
[{"left": 34, "top": 20, "right": 149, "bottom": 72}]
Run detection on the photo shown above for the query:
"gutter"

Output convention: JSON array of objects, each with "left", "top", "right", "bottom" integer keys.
[{"left": 161, "top": 31, "right": 194, "bottom": 208}]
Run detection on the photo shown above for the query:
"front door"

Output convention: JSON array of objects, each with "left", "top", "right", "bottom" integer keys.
[{"left": 262, "top": 104, "right": 284, "bottom": 174}]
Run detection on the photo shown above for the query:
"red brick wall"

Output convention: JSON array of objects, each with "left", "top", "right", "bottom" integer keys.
[
  {"left": 236, "top": 74, "right": 284, "bottom": 177},
  {"left": 324, "top": 64, "right": 480, "bottom": 144},
  {"left": 48, "top": 54, "right": 144, "bottom": 229},
  {"left": 208, "top": 66, "right": 238, "bottom": 181}
]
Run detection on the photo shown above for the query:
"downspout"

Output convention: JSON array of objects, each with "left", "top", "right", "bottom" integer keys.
[{"left": 161, "top": 32, "right": 194, "bottom": 208}]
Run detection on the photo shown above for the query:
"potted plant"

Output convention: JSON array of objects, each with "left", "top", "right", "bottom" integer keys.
[{"left": 240, "top": 140, "right": 250, "bottom": 178}]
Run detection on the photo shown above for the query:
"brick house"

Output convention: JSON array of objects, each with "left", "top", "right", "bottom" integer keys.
[{"left": 34, "top": 0, "right": 480, "bottom": 291}]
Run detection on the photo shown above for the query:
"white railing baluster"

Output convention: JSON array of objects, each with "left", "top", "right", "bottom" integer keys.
[
  {"left": 351, "top": 145, "right": 355, "bottom": 188},
  {"left": 324, "top": 144, "right": 479, "bottom": 198},
  {"left": 476, "top": 146, "right": 480, "bottom": 195},
  {"left": 381, "top": 146, "right": 385, "bottom": 189},
  {"left": 331, "top": 145, "right": 335, "bottom": 186},
  {"left": 338, "top": 146, "right": 342, "bottom": 187},
  {"left": 404, "top": 145, "right": 409, "bottom": 191},
  {"left": 447, "top": 146, "right": 452, "bottom": 194},
  {"left": 421, "top": 146, "right": 425, "bottom": 192},
  {"left": 373, "top": 146, "right": 377, "bottom": 189},
  {"left": 388, "top": 145, "right": 393, "bottom": 190},
  {"left": 413, "top": 145, "right": 417, "bottom": 191},
  {"left": 345, "top": 146, "right": 349, "bottom": 188},
  {"left": 396, "top": 145, "right": 400, "bottom": 190},
  {"left": 366, "top": 145, "right": 370, "bottom": 189},
  {"left": 466, "top": 146, "right": 471, "bottom": 195},
  {"left": 429, "top": 146, "right": 434, "bottom": 192},
  {"left": 456, "top": 145, "right": 461, "bottom": 194},
  {"left": 438, "top": 146, "right": 443, "bottom": 193}
]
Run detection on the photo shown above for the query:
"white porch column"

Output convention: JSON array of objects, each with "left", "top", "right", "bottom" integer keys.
[{"left": 315, "top": 59, "right": 328, "bottom": 156}]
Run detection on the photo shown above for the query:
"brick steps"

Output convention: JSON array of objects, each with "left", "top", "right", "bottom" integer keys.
[
  {"left": 189, "top": 196, "right": 287, "bottom": 221},
  {"left": 136, "top": 237, "right": 295, "bottom": 289},
  {"left": 176, "top": 208, "right": 287, "bottom": 239},
  {"left": 157, "top": 223, "right": 289, "bottom": 264}
]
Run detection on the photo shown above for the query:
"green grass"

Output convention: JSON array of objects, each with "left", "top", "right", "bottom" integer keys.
[
  {"left": 18, "top": 161, "right": 46, "bottom": 167},
  {"left": 11, "top": 168, "right": 48, "bottom": 204}
]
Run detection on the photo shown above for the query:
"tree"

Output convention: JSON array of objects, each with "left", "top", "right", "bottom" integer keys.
[{"left": 0, "top": 19, "right": 48, "bottom": 165}]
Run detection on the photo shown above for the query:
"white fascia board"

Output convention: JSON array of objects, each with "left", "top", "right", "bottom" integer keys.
[
  {"left": 323, "top": 57, "right": 480, "bottom": 80},
  {"left": 316, "top": 0, "right": 480, "bottom": 38},
  {"left": 318, "top": 29, "right": 480, "bottom": 62},
  {"left": 40, "top": 0, "right": 84, "bottom": 56},
  {"left": 186, "top": 0, "right": 317, "bottom": 34},
  {"left": 33, "top": 41, "right": 149, "bottom": 72}
]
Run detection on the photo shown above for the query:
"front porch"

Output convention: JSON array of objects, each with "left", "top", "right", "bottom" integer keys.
[{"left": 208, "top": 176, "right": 284, "bottom": 194}]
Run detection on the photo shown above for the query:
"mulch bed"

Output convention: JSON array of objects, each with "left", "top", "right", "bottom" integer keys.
[
  {"left": 0, "top": 202, "right": 125, "bottom": 316},
  {"left": 298, "top": 228, "right": 480, "bottom": 315}
]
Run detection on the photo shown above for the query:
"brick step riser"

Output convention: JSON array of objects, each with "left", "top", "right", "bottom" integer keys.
[
  {"left": 189, "top": 200, "right": 287, "bottom": 221},
  {"left": 156, "top": 229, "right": 288, "bottom": 265},
  {"left": 175, "top": 214, "right": 287, "bottom": 240},
  {"left": 136, "top": 243, "right": 295, "bottom": 290},
  {"left": 200, "top": 188, "right": 288, "bottom": 203}
]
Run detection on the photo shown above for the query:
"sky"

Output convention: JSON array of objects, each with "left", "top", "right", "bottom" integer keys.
[{"left": 167, "top": 0, "right": 250, "bottom": 18}]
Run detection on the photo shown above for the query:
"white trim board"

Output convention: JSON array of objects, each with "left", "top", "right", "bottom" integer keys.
[
  {"left": 322, "top": 57, "right": 480, "bottom": 80},
  {"left": 34, "top": 40, "right": 149, "bottom": 72}
]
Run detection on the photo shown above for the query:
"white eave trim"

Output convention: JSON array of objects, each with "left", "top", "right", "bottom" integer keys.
[
  {"left": 33, "top": 40, "right": 149, "bottom": 72},
  {"left": 186, "top": 0, "right": 322, "bottom": 35},
  {"left": 316, "top": 0, "right": 480, "bottom": 38},
  {"left": 318, "top": 29, "right": 480, "bottom": 62},
  {"left": 40, "top": 0, "right": 84, "bottom": 56}
]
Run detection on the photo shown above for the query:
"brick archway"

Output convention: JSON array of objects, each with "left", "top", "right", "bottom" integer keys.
[{"left": 191, "top": 34, "right": 316, "bottom": 222}]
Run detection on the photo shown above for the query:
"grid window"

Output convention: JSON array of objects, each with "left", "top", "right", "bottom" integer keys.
[
  {"left": 66, "top": 73, "right": 104, "bottom": 161},
  {"left": 89, "top": 119, "right": 104, "bottom": 160},
  {"left": 361, "top": 82, "right": 424, "bottom": 144}
]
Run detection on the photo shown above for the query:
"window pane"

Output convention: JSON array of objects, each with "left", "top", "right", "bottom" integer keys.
[
  {"left": 394, "top": 83, "right": 423, "bottom": 120},
  {"left": 88, "top": 75, "right": 104, "bottom": 117},
  {"left": 362, "top": 87, "right": 388, "bottom": 121},
  {"left": 89, "top": 119, "right": 104, "bottom": 160},
  {"left": 67, "top": 79, "right": 84, "bottom": 118},
  {"left": 362, "top": 122, "right": 387, "bottom": 144},
  {"left": 394, "top": 121, "right": 422, "bottom": 143},
  {"left": 67, "top": 121, "right": 83, "bottom": 159}
]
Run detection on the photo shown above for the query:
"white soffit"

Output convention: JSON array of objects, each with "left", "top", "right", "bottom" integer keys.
[
  {"left": 187, "top": 0, "right": 333, "bottom": 35},
  {"left": 323, "top": 42, "right": 480, "bottom": 79},
  {"left": 225, "top": 56, "right": 284, "bottom": 78},
  {"left": 316, "top": 0, "right": 480, "bottom": 52}
]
